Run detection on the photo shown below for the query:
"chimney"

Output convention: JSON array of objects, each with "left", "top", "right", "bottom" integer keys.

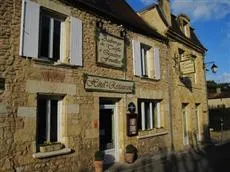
[{"left": 158, "top": 0, "right": 171, "bottom": 26}]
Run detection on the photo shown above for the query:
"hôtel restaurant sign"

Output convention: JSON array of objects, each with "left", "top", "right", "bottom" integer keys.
[{"left": 84, "top": 74, "right": 134, "bottom": 94}]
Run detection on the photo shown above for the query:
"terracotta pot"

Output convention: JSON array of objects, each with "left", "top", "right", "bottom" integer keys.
[
  {"left": 94, "top": 160, "right": 103, "bottom": 172},
  {"left": 125, "top": 152, "right": 135, "bottom": 164}
]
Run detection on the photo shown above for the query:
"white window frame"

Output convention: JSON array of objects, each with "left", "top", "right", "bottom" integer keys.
[
  {"left": 39, "top": 10, "right": 65, "bottom": 62},
  {"left": 37, "top": 95, "right": 63, "bottom": 145},
  {"left": 195, "top": 104, "right": 201, "bottom": 141},
  {"left": 20, "top": 0, "right": 83, "bottom": 66},
  {"left": 140, "top": 44, "right": 149, "bottom": 77},
  {"left": 132, "top": 40, "right": 161, "bottom": 80},
  {"left": 139, "top": 100, "right": 161, "bottom": 131},
  {"left": 182, "top": 103, "right": 189, "bottom": 145}
]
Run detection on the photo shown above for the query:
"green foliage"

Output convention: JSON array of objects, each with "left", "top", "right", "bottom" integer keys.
[
  {"left": 94, "top": 150, "right": 104, "bottom": 161},
  {"left": 125, "top": 144, "right": 138, "bottom": 153}
]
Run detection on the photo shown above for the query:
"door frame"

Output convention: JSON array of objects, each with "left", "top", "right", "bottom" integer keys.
[{"left": 100, "top": 102, "right": 119, "bottom": 162}]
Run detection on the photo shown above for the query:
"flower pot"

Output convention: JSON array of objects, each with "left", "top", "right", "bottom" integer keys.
[
  {"left": 94, "top": 160, "right": 103, "bottom": 172},
  {"left": 125, "top": 152, "right": 135, "bottom": 164}
]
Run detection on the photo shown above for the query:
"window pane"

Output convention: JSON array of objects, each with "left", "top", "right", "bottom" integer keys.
[
  {"left": 141, "top": 47, "right": 147, "bottom": 76},
  {"left": 138, "top": 102, "right": 142, "bottom": 130},
  {"left": 53, "top": 19, "right": 61, "bottom": 61},
  {"left": 145, "top": 102, "right": 150, "bottom": 129},
  {"left": 37, "top": 99, "right": 47, "bottom": 144},
  {"left": 50, "top": 100, "right": 58, "bottom": 142},
  {"left": 40, "top": 15, "right": 50, "bottom": 58}
]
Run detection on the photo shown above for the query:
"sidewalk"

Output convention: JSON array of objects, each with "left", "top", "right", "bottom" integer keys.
[{"left": 105, "top": 146, "right": 214, "bottom": 172}]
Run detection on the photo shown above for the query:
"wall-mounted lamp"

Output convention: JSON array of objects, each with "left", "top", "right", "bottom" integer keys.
[
  {"left": 120, "top": 28, "right": 127, "bottom": 38},
  {"left": 205, "top": 61, "right": 218, "bottom": 73}
]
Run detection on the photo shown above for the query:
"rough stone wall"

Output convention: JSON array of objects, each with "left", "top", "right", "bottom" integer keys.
[{"left": 0, "top": 0, "right": 171, "bottom": 171}]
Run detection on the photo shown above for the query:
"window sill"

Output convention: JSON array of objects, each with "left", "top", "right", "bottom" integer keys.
[
  {"left": 32, "top": 58, "right": 80, "bottom": 69},
  {"left": 32, "top": 148, "right": 72, "bottom": 159},
  {"left": 137, "top": 128, "right": 168, "bottom": 139},
  {"left": 138, "top": 76, "right": 160, "bottom": 82}
]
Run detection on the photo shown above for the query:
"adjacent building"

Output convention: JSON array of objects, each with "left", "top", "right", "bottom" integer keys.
[
  {"left": 139, "top": 0, "right": 208, "bottom": 150},
  {"left": 0, "top": 0, "right": 207, "bottom": 171}
]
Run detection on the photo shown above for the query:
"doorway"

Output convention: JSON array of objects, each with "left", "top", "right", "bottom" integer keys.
[{"left": 99, "top": 100, "right": 119, "bottom": 164}]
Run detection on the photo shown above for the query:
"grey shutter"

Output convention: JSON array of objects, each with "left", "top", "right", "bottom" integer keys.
[
  {"left": 70, "top": 17, "right": 82, "bottom": 66},
  {"left": 132, "top": 40, "right": 141, "bottom": 76},
  {"left": 19, "top": 0, "right": 40, "bottom": 58},
  {"left": 154, "top": 48, "right": 161, "bottom": 80}
]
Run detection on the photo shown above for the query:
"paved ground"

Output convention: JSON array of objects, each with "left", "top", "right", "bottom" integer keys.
[{"left": 105, "top": 142, "right": 230, "bottom": 172}]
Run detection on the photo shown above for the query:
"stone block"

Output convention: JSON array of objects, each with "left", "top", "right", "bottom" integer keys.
[
  {"left": 66, "top": 104, "right": 79, "bottom": 114},
  {"left": 26, "top": 80, "right": 76, "bottom": 96},
  {"left": 17, "top": 107, "right": 36, "bottom": 117},
  {"left": 85, "top": 129, "right": 98, "bottom": 139},
  {"left": 0, "top": 103, "right": 8, "bottom": 115}
]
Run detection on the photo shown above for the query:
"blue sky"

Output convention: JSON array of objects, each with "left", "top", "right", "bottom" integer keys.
[{"left": 126, "top": 0, "right": 230, "bottom": 83}]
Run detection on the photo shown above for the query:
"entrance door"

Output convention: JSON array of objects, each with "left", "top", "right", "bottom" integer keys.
[{"left": 100, "top": 104, "right": 117, "bottom": 164}]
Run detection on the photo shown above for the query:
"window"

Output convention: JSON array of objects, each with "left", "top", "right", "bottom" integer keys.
[
  {"left": 195, "top": 104, "right": 201, "bottom": 141},
  {"left": 37, "top": 95, "right": 63, "bottom": 145},
  {"left": 138, "top": 99, "right": 161, "bottom": 130},
  {"left": 182, "top": 103, "right": 189, "bottom": 145},
  {"left": 140, "top": 44, "right": 150, "bottom": 77},
  {"left": 132, "top": 40, "right": 160, "bottom": 80},
  {"left": 20, "top": 0, "right": 82, "bottom": 66},
  {"left": 39, "top": 11, "right": 64, "bottom": 61}
]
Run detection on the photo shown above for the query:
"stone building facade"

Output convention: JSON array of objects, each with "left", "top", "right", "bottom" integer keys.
[
  {"left": 139, "top": 0, "right": 208, "bottom": 150},
  {"left": 0, "top": 0, "right": 207, "bottom": 171}
]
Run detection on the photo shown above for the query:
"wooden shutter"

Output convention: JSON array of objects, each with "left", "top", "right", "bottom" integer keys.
[
  {"left": 70, "top": 17, "right": 82, "bottom": 66},
  {"left": 132, "top": 40, "right": 141, "bottom": 76},
  {"left": 154, "top": 48, "right": 161, "bottom": 80},
  {"left": 19, "top": 0, "right": 40, "bottom": 58}
]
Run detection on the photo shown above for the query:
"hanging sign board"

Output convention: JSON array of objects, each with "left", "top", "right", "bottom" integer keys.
[
  {"left": 97, "top": 32, "right": 125, "bottom": 69},
  {"left": 179, "top": 59, "right": 195, "bottom": 75}
]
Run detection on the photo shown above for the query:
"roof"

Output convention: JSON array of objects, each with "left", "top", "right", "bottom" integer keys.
[
  {"left": 69, "top": 0, "right": 167, "bottom": 42},
  {"left": 138, "top": 3, "right": 207, "bottom": 53},
  {"left": 169, "top": 15, "right": 207, "bottom": 52}
]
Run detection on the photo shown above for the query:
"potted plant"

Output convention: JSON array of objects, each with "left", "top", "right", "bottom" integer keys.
[
  {"left": 39, "top": 142, "right": 63, "bottom": 153},
  {"left": 125, "top": 144, "right": 137, "bottom": 164},
  {"left": 94, "top": 150, "right": 104, "bottom": 172}
]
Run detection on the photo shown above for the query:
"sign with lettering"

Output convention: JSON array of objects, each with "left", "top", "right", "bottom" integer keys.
[
  {"left": 84, "top": 74, "right": 134, "bottom": 93},
  {"left": 180, "top": 59, "right": 195, "bottom": 75},
  {"left": 127, "top": 113, "right": 138, "bottom": 136},
  {"left": 97, "top": 32, "right": 125, "bottom": 68}
]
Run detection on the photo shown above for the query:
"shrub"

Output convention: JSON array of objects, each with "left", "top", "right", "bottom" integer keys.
[
  {"left": 94, "top": 150, "right": 104, "bottom": 161},
  {"left": 125, "top": 144, "right": 138, "bottom": 153}
]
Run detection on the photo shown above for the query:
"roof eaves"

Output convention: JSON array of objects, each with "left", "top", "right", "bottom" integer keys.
[
  {"left": 71, "top": 0, "right": 168, "bottom": 42},
  {"left": 137, "top": 3, "right": 156, "bottom": 13}
]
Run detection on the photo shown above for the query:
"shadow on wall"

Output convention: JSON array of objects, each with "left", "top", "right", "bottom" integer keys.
[{"left": 179, "top": 76, "right": 193, "bottom": 92}]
